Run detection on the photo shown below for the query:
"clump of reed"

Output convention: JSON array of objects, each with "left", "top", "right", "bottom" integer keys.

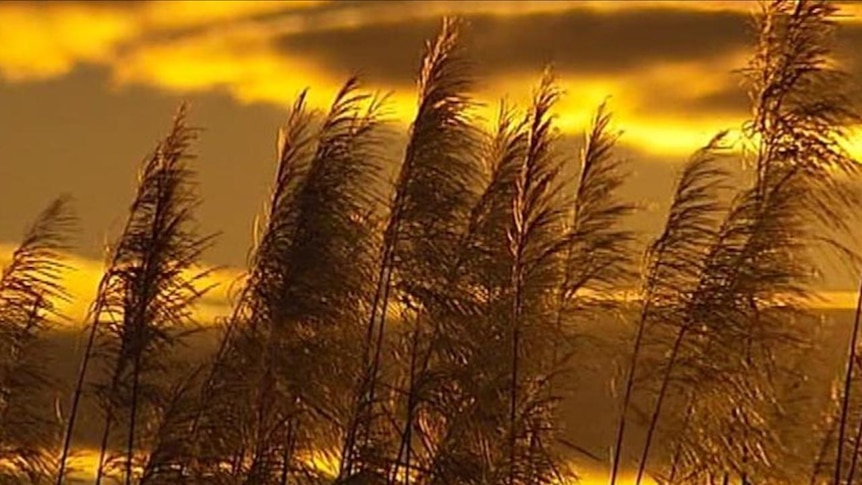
[{"left": 1, "top": 2, "right": 861, "bottom": 485}]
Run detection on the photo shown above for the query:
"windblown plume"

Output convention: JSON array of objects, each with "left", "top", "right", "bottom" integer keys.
[
  {"left": 339, "top": 17, "right": 481, "bottom": 483},
  {"left": 632, "top": 2, "right": 862, "bottom": 483},
  {"left": 191, "top": 78, "right": 388, "bottom": 485},
  {"left": 0, "top": 196, "right": 75, "bottom": 484},
  {"left": 403, "top": 101, "right": 529, "bottom": 485},
  {"left": 505, "top": 71, "right": 569, "bottom": 485},
  {"left": 608, "top": 135, "right": 731, "bottom": 485},
  {"left": 559, "top": 103, "right": 635, "bottom": 312},
  {"left": 56, "top": 104, "right": 215, "bottom": 485},
  {"left": 175, "top": 92, "right": 317, "bottom": 485},
  {"left": 553, "top": 102, "right": 635, "bottom": 447}
]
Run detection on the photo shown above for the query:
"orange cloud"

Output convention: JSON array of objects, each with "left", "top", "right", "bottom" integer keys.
[
  {"left": 1, "top": 0, "right": 857, "bottom": 84},
  {"left": 1, "top": 0, "right": 860, "bottom": 160},
  {"left": 111, "top": 31, "right": 338, "bottom": 108},
  {"left": 0, "top": 1, "right": 320, "bottom": 82},
  {"left": 110, "top": 32, "right": 862, "bottom": 161},
  {"left": 0, "top": 3, "right": 137, "bottom": 81},
  {"left": 138, "top": 1, "right": 322, "bottom": 31},
  {"left": 109, "top": 16, "right": 750, "bottom": 157}
]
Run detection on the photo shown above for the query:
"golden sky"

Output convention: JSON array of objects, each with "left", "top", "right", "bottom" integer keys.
[{"left": 1, "top": 0, "right": 861, "bottom": 318}]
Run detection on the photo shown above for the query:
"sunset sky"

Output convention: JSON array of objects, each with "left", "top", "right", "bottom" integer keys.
[{"left": 2, "top": 0, "right": 861, "bottom": 319}]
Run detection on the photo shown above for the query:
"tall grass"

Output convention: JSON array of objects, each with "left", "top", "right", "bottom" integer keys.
[
  {"left": 0, "top": 196, "right": 76, "bottom": 484},
  {"left": 831, "top": 279, "right": 862, "bottom": 485},
  {"left": 609, "top": 134, "right": 732, "bottom": 485},
  {"left": 56, "top": 105, "right": 215, "bottom": 485},
  {"left": 615, "top": 1, "right": 862, "bottom": 483},
  {"left": 5, "top": 2, "right": 862, "bottom": 485},
  {"left": 181, "top": 78, "right": 389, "bottom": 485},
  {"left": 339, "top": 17, "right": 481, "bottom": 484}
]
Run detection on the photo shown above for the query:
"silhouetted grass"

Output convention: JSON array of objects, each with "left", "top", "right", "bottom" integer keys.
[
  {"left": 3, "top": 2, "right": 862, "bottom": 485},
  {"left": 1, "top": 196, "right": 76, "bottom": 484}
]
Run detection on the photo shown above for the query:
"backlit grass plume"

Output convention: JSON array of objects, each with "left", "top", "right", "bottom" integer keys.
[
  {"left": 56, "top": 104, "right": 215, "bottom": 485},
  {"left": 403, "top": 100, "right": 530, "bottom": 485},
  {"left": 8, "top": 2, "right": 861, "bottom": 485},
  {"left": 630, "top": 1, "right": 862, "bottom": 483},
  {"left": 505, "top": 71, "right": 568, "bottom": 485},
  {"left": 608, "top": 134, "right": 732, "bottom": 485},
  {"left": 182, "top": 90, "right": 317, "bottom": 485},
  {"left": 0, "top": 196, "right": 75, "bottom": 484},
  {"left": 339, "top": 17, "right": 481, "bottom": 483},
  {"left": 188, "top": 78, "right": 388, "bottom": 485}
]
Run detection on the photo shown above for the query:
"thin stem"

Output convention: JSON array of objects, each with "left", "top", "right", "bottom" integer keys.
[
  {"left": 390, "top": 311, "right": 422, "bottom": 485},
  {"left": 839, "top": 278, "right": 862, "bottom": 485},
  {"left": 56, "top": 299, "right": 108, "bottom": 484},
  {"left": 610, "top": 304, "right": 651, "bottom": 485},
  {"left": 341, "top": 209, "right": 401, "bottom": 478},
  {"left": 666, "top": 390, "right": 695, "bottom": 485},
  {"left": 95, "top": 331, "right": 137, "bottom": 485},
  {"left": 94, "top": 405, "right": 116, "bottom": 485},
  {"left": 508, "top": 295, "right": 522, "bottom": 485},
  {"left": 508, "top": 234, "right": 526, "bottom": 485},
  {"left": 279, "top": 417, "right": 296, "bottom": 485},
  {"left": 126, "top": 347, "right": 144, "bottom": 485},
  {"left": 834, "top": 278, "right": 862, "bottom": 485},
  {"left": 635, "top": 326, "right": 688, "bottom": 485}
]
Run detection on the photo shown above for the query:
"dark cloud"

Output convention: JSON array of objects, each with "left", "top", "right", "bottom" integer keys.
[
  {"left": 276, "top": 7, "right": 753, "bottom": 86},
  {"left": 631, "top": 81, "right": 750, "bottom": 120},
  {"left": 611, "top": 19, "right": 862, "bottom": 121},
  {"left": 684, "top": 85, "right": 750, "bottom": 116},
  {"left": 2, "top": 67, "right": 857, "bottom": 293}
]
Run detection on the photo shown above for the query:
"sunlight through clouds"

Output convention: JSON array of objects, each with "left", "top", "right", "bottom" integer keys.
[
  {"left": 110, "top": 31, "right": 351, "bottom": 111},
  {"left": 3, "top": 0, "right": 861, "bottom": 161},
  {"left": 2, "top": 242, "right": 856, "bottom": 322},
  {"left": 0, "top": 3, "right": 137, "bottom": 81},
  {"left": 138, "top": 0, "right": 323, "bottom": 31},
  {"left": 1, "top": 0, "right": 860, "bottom": 282},
  {"left": 0, "top": 0, "right": 758, "bottom": 158},
  {"left": 0, "top": 1, "right": 321, "bottom": 82},
  {"left": 110, "top": 31, "right": 754, "bottom": 158},
  {"left": 64, "top": 446, "right": 657, "bottom": 485}
]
